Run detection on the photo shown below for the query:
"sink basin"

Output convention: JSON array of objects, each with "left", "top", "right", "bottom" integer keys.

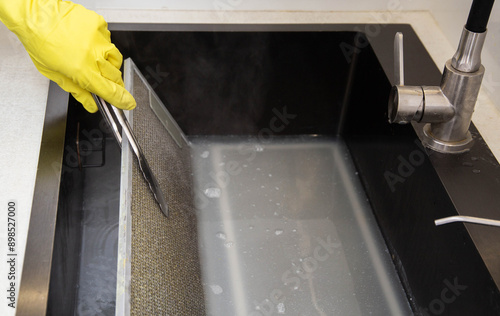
[
  {"left": 189, "top": 135, "right": 410, "bottom": 315},
  {"left": 32, "top": 24, "right": 500, "bottom": 316}
]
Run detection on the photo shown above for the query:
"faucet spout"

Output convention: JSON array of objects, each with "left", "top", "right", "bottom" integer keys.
[{"left": 452, "top": 28, "right": 487, "bottom": 72}]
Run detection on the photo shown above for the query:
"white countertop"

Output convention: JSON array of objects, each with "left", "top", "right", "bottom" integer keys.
[
  {"left": 1, "top": 10, "right": 499, "bottom": 315},
  {"left": 0, "top": 21, "right": 50, "bottom": 316}
]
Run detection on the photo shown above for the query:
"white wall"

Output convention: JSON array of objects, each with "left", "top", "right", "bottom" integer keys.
[
  {"left": 76, "top": 0, "right": 500, "bottom": 111},
  {"left": 76, "top": 0, "right": 465, "bottom": 12}
]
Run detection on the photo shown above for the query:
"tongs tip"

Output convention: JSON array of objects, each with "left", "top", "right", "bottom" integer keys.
[{"left": 158, "top": 200, "right": 169, "bottom": 218}]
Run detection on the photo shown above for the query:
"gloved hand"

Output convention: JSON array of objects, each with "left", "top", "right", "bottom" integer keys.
[{"left": 0, "top": 0, "right": 136, "bottom": 113}]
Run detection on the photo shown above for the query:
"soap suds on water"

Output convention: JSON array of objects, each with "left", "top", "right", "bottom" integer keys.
[
  {"left": 204, "top": 187, "right": 221, "bottom": 198},
  {"left": 216, "top": 232, "right": 227, "bottom": 240},
  {"left": 209, "top": 284, "right": 223, "bottom": 295},
  {"left": 277, "top": 302, "right": 286, "bottom": 314}
]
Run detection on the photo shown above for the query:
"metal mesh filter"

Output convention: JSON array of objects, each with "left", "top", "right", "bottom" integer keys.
[{"left": 130, "top": 73, "right": 205, "bottom": 315}]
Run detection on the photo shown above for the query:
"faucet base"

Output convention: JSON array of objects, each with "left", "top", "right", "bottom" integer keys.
[{"left": 422, "top": 123, "right": 473, "bottom": 154}]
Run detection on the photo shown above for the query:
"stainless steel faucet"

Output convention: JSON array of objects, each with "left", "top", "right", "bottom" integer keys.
[
  {"left": 388, "top": 29, "right": 486, "bottom": 153},
  {"left": 388, "top": 0, "right": 494, "bottom": 154}
]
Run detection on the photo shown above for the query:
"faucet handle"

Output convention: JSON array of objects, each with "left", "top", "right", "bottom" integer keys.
[
  {"left": 394, "top": 32, "right": 404, "bottom": 86},
  {"left": 388, "top": 32, "right": 425, "bottom": 124}
]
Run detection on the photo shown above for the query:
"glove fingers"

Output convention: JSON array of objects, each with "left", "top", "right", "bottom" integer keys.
[
  {"left": 35, "top": 58, "right": 133, "bottom": 112},
  {"left": 72, "top": 90, "right": 98, "bottom": 113},
  {"left": 62, "top": 79, "right": 98, "bottom": 113},
  {"left": 97, "top": 58, "right": 124, "bottom": 86},
  {"left": 104, "top": 44, "right": 123, "bottom": 70},
  {"left": 88, "top": 70, "right": 136, "bottom": 110}
]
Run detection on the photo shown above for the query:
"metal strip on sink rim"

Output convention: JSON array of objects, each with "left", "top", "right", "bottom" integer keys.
[{"left": 16, "top": 82, "right": 69, "bottom": 316}]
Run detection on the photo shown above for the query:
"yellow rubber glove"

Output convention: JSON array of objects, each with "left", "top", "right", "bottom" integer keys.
[{"left": 0, "top": 0, "right": 136, "bottom": 113}]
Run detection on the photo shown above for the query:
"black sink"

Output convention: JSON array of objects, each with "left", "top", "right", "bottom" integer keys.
[{"left": 45, "top": 24, "right": 500, "bottom": 315}]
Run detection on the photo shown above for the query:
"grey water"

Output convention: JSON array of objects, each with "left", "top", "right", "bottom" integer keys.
[
  {"left": 190, "top": 135, "right": 411, "bottom": 316},
  {"left": 76, "top": 140, "right": 120, "bottom": 316}
]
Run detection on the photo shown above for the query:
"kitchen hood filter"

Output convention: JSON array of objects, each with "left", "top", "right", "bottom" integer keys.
[{"left": 123, "top": 59, "right": 205, "bottom": 315}]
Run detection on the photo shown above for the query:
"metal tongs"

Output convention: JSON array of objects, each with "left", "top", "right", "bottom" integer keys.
[{"left": 92, "top": 94, "right": 169, "bottom": 217}]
